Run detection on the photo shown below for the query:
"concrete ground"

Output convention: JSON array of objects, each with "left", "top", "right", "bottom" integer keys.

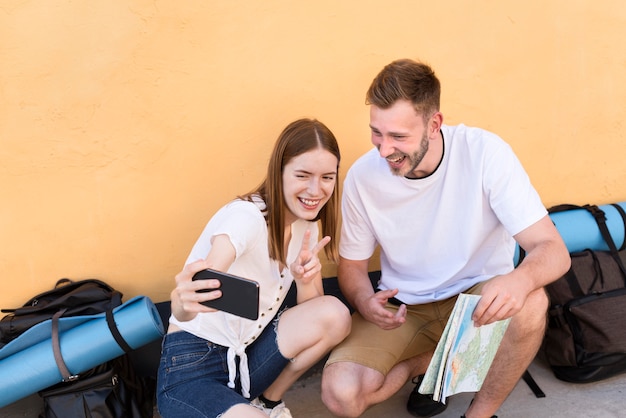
[
  {"left": 2, "top": 354, "right": 625, "bottom": 417},
  {"left": 283, "top": 355, "right": 626, "bottom": 417}
]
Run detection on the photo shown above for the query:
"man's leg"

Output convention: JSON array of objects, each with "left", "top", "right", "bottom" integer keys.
[
  {"left": 463, "top": 288, "right": 548, "bottom": 418},
  {"left": 322, "top": 353, "right": 431, "bottom": 417},
  {"left": 321, "top": 301, "right": 450, "bottom": 417}
]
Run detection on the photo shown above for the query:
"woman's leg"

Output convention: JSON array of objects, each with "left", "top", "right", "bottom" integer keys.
[
  {"left": 261, "top": 295, "right": 351, "bottom": 401},
  {"left": 157, "top": 331, "right": 256, "bottom": 418}
]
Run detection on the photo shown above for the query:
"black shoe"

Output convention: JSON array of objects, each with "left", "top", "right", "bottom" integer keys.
[
  {"left": 460, "top": 398, "right": 498, "bottom": 417},
  {"left": 406, "top": 375, "right": 448, "bottom": 417}
]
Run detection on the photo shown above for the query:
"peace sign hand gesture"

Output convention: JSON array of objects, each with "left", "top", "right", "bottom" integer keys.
[{"left": 290, "top": 229, "right": 330, "bottom": 286}]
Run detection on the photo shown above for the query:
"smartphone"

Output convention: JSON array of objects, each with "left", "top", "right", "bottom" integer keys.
[{"left": 192, "top": 268, "right": 260, "bottom": 320}]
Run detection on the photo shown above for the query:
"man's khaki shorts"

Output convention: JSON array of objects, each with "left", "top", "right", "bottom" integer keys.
[{"left": 326, "top": 282, "right": 485, "bottom": 376}]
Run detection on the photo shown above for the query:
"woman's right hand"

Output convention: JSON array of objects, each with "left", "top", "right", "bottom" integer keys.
[{"left": 170, "top": 258, "right": 223, "bottom": 322}]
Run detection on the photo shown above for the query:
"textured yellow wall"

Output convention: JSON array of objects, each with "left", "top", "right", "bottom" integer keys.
[{"left": 1, "top": 1, "right": 625, "bottom": 308}]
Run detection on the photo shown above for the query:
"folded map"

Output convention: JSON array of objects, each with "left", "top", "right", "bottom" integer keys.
[{"left": 418, "top": 293, "right": 511, "bottom": 403}]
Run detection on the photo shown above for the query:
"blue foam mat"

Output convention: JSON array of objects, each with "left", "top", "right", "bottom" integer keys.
[
  {"left": 549, "top": 202, "right": 626, "bottom": 253},
  {"left": 0, "top": 296, "right": 164, "bottom": 408},
  {"left": 514, "top": 202, "right": 626, "bottom": 265}
]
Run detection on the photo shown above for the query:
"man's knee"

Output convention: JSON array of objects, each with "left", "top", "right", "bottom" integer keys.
[
  {"left": 527, "top": 286, "right": 549, "bottom": 310},
  {"left": 522, "top": 287, "right": 549, "bottom": 323},
  {"left": 509, "top": 287, "right": 549, "bottom": 338},
  {"left": 321, "top": 363, "right": 367, "bottom": 417}
]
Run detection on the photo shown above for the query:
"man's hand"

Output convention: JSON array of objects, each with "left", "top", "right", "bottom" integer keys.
[
  {"left": 358, "top": 288, "right": 407, "bottom": 330},
  {"left": 472, "top": 274, "right": 531, "bottom": 326}
]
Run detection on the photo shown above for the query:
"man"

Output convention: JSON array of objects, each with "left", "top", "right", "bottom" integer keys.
[{"left": 320, "top": 59, "right": 570, "bottom": 418}]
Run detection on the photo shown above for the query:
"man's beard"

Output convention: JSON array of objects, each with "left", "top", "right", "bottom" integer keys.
[{"left": 388, "top": 131, "right": 429, "bottom": 178}]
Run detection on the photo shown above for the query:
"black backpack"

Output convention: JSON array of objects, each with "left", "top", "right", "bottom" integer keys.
[
  {"left": 543, "top": 204, "right": 626, "bottom": 383},
  {"left": 0, "top": 278, "right": 154, "bottom": 417},
  {"left": 0, "top": 278, "right": 123, "bottom": 347}
]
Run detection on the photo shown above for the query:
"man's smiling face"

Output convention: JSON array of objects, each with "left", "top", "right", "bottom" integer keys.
[{"left": 370, "top": 99, "right": 433, "bottom": 179}]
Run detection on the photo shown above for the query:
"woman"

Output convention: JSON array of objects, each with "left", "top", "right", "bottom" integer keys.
[{"left": 157, "top": 119, "right": 352, "bottom": 418}]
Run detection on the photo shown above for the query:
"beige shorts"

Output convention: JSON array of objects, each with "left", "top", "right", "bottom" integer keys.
[{"left": 326, "top": 282, "right": 485, "bottom": 376}]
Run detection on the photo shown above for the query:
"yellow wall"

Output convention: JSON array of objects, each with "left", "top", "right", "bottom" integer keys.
[{"left": 2, "top": 1, "right": 625, "bottom": 308}]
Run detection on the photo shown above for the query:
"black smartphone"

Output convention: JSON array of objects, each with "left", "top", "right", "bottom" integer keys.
[{"left": 192, "top": 268, "right": 260, "bottom": 320}]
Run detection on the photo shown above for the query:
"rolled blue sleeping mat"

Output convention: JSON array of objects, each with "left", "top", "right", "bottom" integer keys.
[
  {"left": 513, "top": 202, "right": 626, "bottom": 265},
  {"left": 0, "top": 296, "right": 164, "bottom": 408},
  {"left": 549, "top": 202, "right": 626, "bottom": 253}
]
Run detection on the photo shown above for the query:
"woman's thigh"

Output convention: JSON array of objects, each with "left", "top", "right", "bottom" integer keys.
[
  {"left": 157, "top": 332, "right": 247, "bottom": 418},
  {"left": 274, "top": 295, "right": 350, "bottom": 358}
]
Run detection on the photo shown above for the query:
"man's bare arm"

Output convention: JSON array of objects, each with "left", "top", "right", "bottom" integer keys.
[{"left": 474, "top": 215, "right": 570, "bottom": 325}]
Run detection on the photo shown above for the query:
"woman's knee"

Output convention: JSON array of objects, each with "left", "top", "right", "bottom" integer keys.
[
  {"left": 316, "top": 295, "right": 352, "bottom": 340},
  {"left": 276, "top": 295, "right": 351, "bottom": 355}
]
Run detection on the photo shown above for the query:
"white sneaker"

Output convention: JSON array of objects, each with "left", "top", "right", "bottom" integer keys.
[{"left": 250, "top": 397, "right": 293, "bottom": 418}]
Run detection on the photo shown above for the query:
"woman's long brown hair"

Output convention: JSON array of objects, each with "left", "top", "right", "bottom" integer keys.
[{"left": 240, "top": 118, "right": 341, "bottom": 265}]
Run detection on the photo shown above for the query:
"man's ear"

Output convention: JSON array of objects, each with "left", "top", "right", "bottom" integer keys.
[{"left": 428, "top": 112, "right": 443, "bottom": 138}]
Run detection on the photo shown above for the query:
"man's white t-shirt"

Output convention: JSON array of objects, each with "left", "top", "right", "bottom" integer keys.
[{"left": 340, "top": 124, "right": 546, "bottom": 304}]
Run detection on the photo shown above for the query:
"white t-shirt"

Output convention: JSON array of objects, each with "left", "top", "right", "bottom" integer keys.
[
  {"left": 169, "top": 197, "right": 317, "bottom": 397},
  {"left": 340, "top": 124, "right": 546, "bottom": 304}
]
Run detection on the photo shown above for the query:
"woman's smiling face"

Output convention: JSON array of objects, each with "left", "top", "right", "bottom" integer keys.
[{"left": 282, "top": 147, "right": 338, "bottom": 226}]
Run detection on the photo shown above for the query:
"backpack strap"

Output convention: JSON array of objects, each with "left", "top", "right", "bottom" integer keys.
[
  {"left": 106, "top": 309, "right": 133, "bottom": 353},
  {"left": 547, "top": 203, "right": 626, "bottom": 276},
  {"left": 522, "top": 370, "right": 545, "bottom": 398},
  {"left": 516, "top": 247, "right": 526, "bottom": 267},
  {"left": 51, "top": 307, "right": 133, "bottom": 382},
  {"left": 610, "top": 203, "right": 626, "bottom": 251},
  {"left": 562, "top": 250, "right": 603, "bottom": 296},
  {"left": 547, "top": 204, "right": 584, "bottom": 214},
  {"left": 54, "top": 278, "right": 73, "bottom": 288},
  {"left": 582, "top": 204, "right": 626, "bottom": 279},
  {"left": 51, "top": 309, "right": 79, "bottom": 382}
]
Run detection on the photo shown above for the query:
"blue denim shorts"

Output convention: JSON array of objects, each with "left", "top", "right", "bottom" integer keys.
[{"left": 156, "top": 318, "right": 290, "bottom": 418}]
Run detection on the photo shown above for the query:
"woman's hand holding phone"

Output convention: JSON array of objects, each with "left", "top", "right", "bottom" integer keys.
[{"left": 170, "top": 259, "right": 222, "bottom": 322}]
